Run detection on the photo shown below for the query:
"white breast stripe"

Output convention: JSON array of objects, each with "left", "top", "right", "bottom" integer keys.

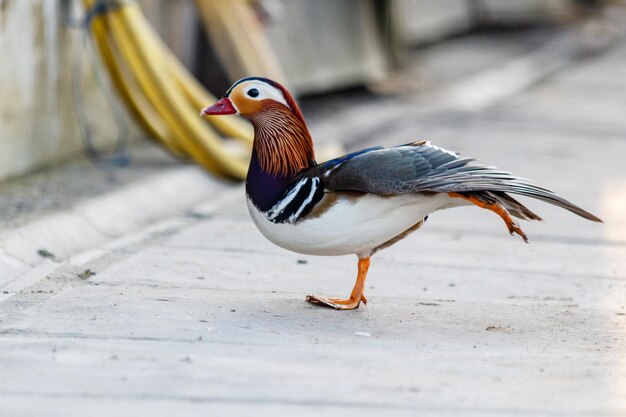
[
  {"left": 267, "top": 178, "right": 308, "bottom": 221},
  {"left": 288, "top": 178, "right": 320, "bottom": 223}
]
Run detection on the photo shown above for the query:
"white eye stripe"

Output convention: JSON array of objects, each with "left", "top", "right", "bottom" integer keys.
[{"left": 239, "top": 81, "right": 290, "bottom": 109}]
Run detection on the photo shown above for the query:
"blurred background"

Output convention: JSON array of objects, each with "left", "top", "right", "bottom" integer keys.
[
  {"left": 0, "top": 1, "right": 623, "bottom": 171},
  {"left": 0, "top": 0, "right": 625, "bottom": 229},
  {"left": 2, "top": 2, "right": 626, "bottom": 415}
]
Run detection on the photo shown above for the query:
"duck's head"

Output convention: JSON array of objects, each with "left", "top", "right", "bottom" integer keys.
[
  {"left": 202, "top": 77, "right": 315, "bottom": 177},
  {"left": 202, "top": 77, "right": 306, "bottom": 124}
]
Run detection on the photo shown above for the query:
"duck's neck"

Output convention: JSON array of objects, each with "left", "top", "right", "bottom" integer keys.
[{"left": 245, "top": 105, "right": 316, "bottom": 211}]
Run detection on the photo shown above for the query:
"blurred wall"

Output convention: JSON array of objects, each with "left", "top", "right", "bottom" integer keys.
[
  {"left": 0, "top": 0, "right": 588, "bottom": 183},
  {"left": 137, "top": 0, "right": 199, "bottom": 71},
  {"left": 264, "top": 0, "right": 386, "bottom": 94},
  {"left": 0, "top": 0, "right": 137, "bottom": 182},
  {"left": 392, "top": 0, "right": 579, "bottom": 48}
]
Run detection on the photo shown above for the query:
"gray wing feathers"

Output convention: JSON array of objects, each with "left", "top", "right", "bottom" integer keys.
[
  {"left": 487, "top": 191, "right": 543, "bottom": 221},
  {"left": 320, "top": 144, "right": 601, "bottom": 222},
  {"left": 322, "top": 146, "right": 460, "bottom": 193}
]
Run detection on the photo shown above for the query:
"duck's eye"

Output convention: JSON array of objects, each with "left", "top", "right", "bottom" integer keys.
[{"left": 247, "top": 88, "right": 259, "bottom": 98}]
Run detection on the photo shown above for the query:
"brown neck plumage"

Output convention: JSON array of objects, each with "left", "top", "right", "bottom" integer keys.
[{"left": 249, "top": 101, "right": 316, "bottom": 178}]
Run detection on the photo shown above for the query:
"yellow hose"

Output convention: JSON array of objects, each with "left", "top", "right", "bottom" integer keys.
[
  {"left": 83, "top": 0, "right": 252, "bottom": 179},
  {"left": 89, "top": 13, "right": 186, "bottom": 156}
]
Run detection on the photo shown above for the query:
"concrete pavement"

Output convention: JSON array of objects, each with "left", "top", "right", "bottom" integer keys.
[{"left": 1, "top": 30, "right": 626, "bottom": 416}]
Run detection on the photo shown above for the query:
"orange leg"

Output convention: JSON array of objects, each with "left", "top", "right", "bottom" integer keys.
[
  {"left": 306, "top": 257, "right": 370, "bottom": 310},
  {"left": 448, "top": 192, "right": 529, "bottom": 243}
]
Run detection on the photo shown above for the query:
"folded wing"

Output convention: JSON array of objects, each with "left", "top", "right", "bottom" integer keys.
[{"left": 304, "top": 141, "right": 601, "bottom": 222}]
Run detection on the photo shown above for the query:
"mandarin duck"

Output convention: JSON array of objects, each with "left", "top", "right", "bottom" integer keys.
[{"left": 202, "top": 77, "right": 602, "bottom": 311}]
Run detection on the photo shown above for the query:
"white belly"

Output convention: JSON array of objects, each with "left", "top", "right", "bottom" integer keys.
[{"left": 247, "top": 192, "right": 455, "bottom": 257}]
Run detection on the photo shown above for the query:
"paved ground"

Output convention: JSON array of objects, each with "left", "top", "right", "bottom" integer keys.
[
  {"left": 1, "top": 29, "right": 626, "bottom": 416},
  {"left": 0, "top": 144, "right": 181, "bottom": 230}
]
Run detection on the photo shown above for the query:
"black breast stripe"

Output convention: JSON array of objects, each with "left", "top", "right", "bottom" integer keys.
[{"left": 266, "top": 177, "right": 324, "bottom": 224}]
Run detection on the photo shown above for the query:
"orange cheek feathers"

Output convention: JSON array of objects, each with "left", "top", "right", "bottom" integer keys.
[{"left": 230, "top": 89, "right": 266, "bottom": 116}]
